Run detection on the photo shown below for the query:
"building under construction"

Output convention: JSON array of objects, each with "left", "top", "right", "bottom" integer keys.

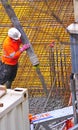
[{"left": 0, "top": 0, "right": 77, "bottom": 129}]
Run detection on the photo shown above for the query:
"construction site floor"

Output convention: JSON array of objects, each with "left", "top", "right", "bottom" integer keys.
[{"left": 29, "top": 96, "right": 64, "bottom": 115}]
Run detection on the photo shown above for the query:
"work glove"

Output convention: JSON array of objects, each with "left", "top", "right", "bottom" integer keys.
[{"left": 20, "top": 44, "right": 30, "bottom": 52}]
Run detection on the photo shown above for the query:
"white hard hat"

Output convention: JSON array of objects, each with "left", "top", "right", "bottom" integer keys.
[{"left": 8, "top": 27, "right": 21, "bottom": 40}]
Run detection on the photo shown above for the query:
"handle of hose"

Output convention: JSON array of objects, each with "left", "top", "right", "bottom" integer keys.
[{"left": 29, "top": 54, "right": 39, "bottom": 66}]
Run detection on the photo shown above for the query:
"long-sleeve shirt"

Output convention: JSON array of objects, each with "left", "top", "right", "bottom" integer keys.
[{"left": 2, "top": 36, "right": 22, "bottom": 65}]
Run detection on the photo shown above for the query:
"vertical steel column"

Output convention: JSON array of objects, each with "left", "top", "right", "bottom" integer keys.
[
  {"left": 73, "top": 0, "right": 78, "bottom": 22},
  {"left": 70, "top": 74, "right": 78, "bottom": 124},
  {"left": 67, "top": 23, "right": 78, "bottom": 124},
  {"left": 67, "top": 24, "right": 78, "bottom": 73}
]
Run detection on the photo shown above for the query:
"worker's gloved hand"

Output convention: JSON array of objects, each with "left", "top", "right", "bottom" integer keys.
[{"left": 20, "top": 44, "right": 30, "bottom": 52}]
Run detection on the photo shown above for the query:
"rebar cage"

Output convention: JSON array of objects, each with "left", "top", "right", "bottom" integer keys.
[{"left": 0, "top": 0, "right": 74, "bottom": 112}]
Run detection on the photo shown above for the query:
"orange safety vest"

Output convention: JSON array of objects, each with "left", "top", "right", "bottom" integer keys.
[{"left": 2, "top": 36, "right": 22, "bottom": 65}]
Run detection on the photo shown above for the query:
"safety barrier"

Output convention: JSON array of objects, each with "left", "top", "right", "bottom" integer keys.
[{"left": 30, "top": 106, "right": 73, "bottom": 130}]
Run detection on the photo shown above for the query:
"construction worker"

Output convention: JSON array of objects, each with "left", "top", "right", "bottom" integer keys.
[{"left": 0, "top": 27, "right": 30, "bottom": 89}]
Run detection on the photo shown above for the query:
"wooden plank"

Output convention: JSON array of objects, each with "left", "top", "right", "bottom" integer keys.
[{"left": 0, "top": 85, "right": 7, "bottom": 98}]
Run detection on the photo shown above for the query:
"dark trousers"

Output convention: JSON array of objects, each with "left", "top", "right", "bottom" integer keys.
[{"left": 0, "top": 61, "right": 18, "bottom": 88}]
